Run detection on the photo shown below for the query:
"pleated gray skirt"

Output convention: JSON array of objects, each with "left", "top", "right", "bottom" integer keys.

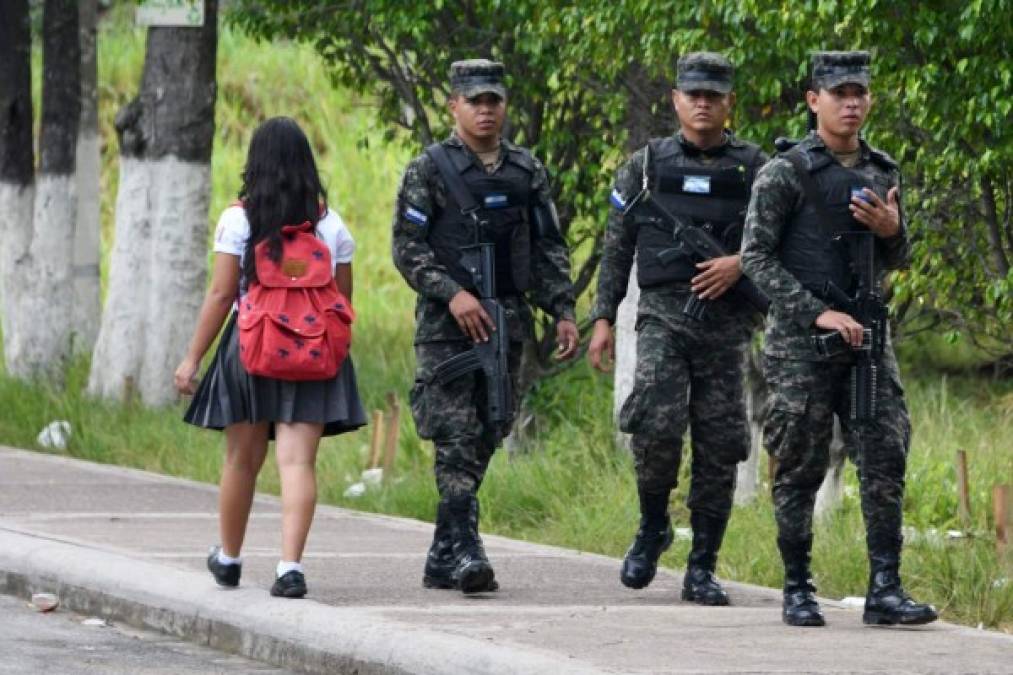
[{"left": 184, "top": 313, "right": 367, "bottom": 439}]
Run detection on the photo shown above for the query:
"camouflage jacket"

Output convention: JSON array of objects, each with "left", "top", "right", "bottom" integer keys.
[
  {"left": 740, "top": 132, "right": 911, "bottom": 360},
  {"left": 589, "top": 131, "right": 768, "bottom": 329},
  {"left": 392, "top": 133, "right": 576, "bottom": 344}
]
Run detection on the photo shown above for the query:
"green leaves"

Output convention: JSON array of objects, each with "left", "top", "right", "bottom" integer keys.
[{"left": 228, "top": 0, "right": 1012, "bottom": 353}]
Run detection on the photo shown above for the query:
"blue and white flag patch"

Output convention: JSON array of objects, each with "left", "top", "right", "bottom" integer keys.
[
  {"left": 683, "top": 176, "right": 711, "bottom": 194},
  {"left": 483, "top": 194, "right": 509, "bottom": 209},
  {"left": 404, "top": 205, "right": 429, "bottom": 226},
  {"left": 610, "top": 189, "right": 627, "bottom": 210}
]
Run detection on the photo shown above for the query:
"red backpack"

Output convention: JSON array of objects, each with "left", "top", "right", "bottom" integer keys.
[{"left": 237, "top": 220, "right": 354, "bottom": 381}]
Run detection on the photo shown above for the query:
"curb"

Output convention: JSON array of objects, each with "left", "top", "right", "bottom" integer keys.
[{"left": 0, "top": 528, "right": 609, "bottom": 675}]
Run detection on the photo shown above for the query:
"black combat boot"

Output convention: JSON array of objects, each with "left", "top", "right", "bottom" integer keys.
[
  {"left": 423, "top": 497, "right": 455, "bottom": 589},
  {"left": 778, "top": 536, "right": 825, "bottom": 627},
  {"left": 681, "top": 511, "right": 730, "bottom": 606},
  {"left": 863, "top": 538, "right": 938, "bottom": 626},
  {"left": 621, "top": 488, "right": 674, "bottom": 589},
  {"left": 448, "top": 494, "right": 496, "bottom": 594}
]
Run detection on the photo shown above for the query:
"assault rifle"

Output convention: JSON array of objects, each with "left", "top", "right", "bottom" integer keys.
[
  {"left": 429, "top": 243, "right": 512, "bottom": 424},
  {"left": 810, "top": 231, "right": 886, "bottom": 421},
  {"left": 423, "top": 143, "right": 511, "bottom": 425},
  {"left": 626, "top": 183, "right": 770, "bottom": 321}
]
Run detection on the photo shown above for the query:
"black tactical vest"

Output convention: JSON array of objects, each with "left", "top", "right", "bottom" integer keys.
[
  {"left": 777, "top": 145, "right": 895, "bottom": 300},
  {"left": 427, "top": 143, "right": 534, "bottom": 295},
  {"left": 633, "top": 137, "right": 760, "bottom": 287}
]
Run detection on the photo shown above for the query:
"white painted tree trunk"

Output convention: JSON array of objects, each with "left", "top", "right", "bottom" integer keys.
[
  {"left": 735, "top": 346, "right": 765, "bottom": 504},
  {"left": 89, "top": 158, "right": 210, "bottom": 406},
  {"left": 612, "top": 259, "right": 640, "bottom": 450},
  {"left": 0, "top": 183, "right": 35, "bottom": 363},
  {"left": 815, "top": 417, "right": 847, "bottom": 517},
  {"left": 72, "top": 0, "right": 100, "bottom": 355},
  {"left": 138, "top": 157, "right": 211, "bottom": 406},
  {"left": 72, "top": 130, "right": 101, "bottom": 354},
  {"left": 87, "top": 158, "right": 151, "bottom": 400},
  {"left": 88, "top": 0, "right": 216, "bottom": 406},
  {"left": 8, "top": 176, "right": 78, "bottom": 379}
]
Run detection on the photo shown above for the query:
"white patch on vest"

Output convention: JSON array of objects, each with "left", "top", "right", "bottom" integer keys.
[
  {"left": 683, "top": 175, "right": 711, "bottom": 194},
  {"left": 610, "top": 189, "right": 626, "bottom": 210},
  {"left": 404, "top": 206, "right": 428, "bottom": 226},
  {"left": 483, "top": 194, "right": 508, "bottom": 209}
]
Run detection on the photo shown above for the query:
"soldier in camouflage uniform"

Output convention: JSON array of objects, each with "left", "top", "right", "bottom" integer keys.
[
  {"left": 588, "top": 53, "right": 767, "bottom": 604},
  {"left": 741, "top": 51, "right": 937, "bottom": 627},
  {"left": 393, "top": 59, "right": 579, "bottom": 595}
]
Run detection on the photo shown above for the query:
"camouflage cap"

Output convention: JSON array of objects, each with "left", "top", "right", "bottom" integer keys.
[
  {"left": 811, "top": 51, "right": 871, "bottom": 90},
  {"left": 450, "top": 59, "right": 506, "bottom": 99},
  {"left": 676, "top": 52, "right": 734, "bottom": 94}
]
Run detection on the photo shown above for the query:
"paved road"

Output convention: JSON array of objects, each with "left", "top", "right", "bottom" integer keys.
[
  {"left": 1, "top": 446, "right": 1010, "bottom": 674},
  {"left": 0, "top": 592, "right": 292, "bottom": 674}
]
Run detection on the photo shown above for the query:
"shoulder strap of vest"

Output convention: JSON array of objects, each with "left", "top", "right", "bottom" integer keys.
[
  {"left": 425, "top": 143, "right": 480, "bottom": 215},
  {"left": 783, "top": 150, "right": 833, "bottom": 225},
  {"left": 868, "top": 147, "right": 898, "bottom": 172}
]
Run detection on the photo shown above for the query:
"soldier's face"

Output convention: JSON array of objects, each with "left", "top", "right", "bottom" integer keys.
[
  {"left": 808, "top": 84, "right": 872, "bottom": 137},
  {"left": 449, "top": 93, "right": 506, "bottom": 140},
  {"left": 672, "top": 89, "right": 734, "bottom": 134}
]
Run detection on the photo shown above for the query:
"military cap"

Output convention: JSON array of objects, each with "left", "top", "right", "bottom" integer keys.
[
  {"left": 676, "top": 52, "right": 734, "bottom": 94},
  {"left": 810, "top": 51, "right": 871, "bottom": 90},
  {"left": 450, "top": 59, "right": 506, "bottom": 99}
]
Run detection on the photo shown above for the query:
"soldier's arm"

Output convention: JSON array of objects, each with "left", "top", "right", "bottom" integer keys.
[
  {"left": 527, "top": 159, "right": 577, "bottom": 322},
  {"left": 877, "top": 168, "right": 912, "bottom": 271},
  {"left": 587, "top": 150, "right": 645, "bottom": 325},
  {"left": 740, "top": 158, "right": 828, "bottom": 329},
  {"left": 391, "top": 156, "right": 463, "bottom": 303}
]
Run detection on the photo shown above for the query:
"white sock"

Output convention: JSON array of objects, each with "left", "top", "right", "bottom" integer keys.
[
  {"left": 276, "top": 560, "right": 303, "bottom": 578},
  {"left": 217, "top": 550, "right": 241, "bottom": 566}
]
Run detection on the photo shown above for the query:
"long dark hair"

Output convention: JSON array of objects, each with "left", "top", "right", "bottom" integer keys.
[{"left": 239, "top": 117, "right": 327, "bottom": 283}]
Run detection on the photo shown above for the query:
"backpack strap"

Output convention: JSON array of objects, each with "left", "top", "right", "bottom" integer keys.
[{"left": 425, "top": 143, "right": 481, "bottom": 217}]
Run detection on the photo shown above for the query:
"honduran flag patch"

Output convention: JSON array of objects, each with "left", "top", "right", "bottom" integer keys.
[
  {"left": 404, "top": 205, "right": 429, "bottom": 226},
  {"left": 610, "top": 189, "right": 627, "bottom": 210},
  {"left": 483, "top": 194, "right": 509, "bottom": 209}
]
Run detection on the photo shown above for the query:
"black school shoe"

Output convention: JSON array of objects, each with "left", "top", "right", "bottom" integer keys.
[
  {"left": 271, "top": 570, "right": 308, "bottom": 598},
  {"left": 207, "top": 545, "right": 241, "bottom": 588}
]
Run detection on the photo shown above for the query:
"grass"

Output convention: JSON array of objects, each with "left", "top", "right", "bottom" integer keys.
[{"left": 4, "top": 7, "right": 1011, "bottom": 633}]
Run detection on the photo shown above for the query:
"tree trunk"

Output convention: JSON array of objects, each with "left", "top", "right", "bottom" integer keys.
[
  {"left": 0, "top": 0, "right": 35, "bottom": 367},
  {"left": 735, "top": 343, "right": 765, "bottom": 504},
  {"left": 612, "top": 259, "right": 640, "bottom": 450},
  {"left": 89, "top": 1, "right": 218, "bottom": 406},
  {"left": 72, "top": 0, "right": 101, "bottom": 355},
  {"left": 6, "top": 0, "right": 80, "bottom": 381},
  {"left": 814, "top": 418, "right": 847, "bottom": 517}
]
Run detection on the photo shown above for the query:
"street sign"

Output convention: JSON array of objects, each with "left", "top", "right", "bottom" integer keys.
[{"left": 136, "top": 0, "right": 204, "bottom": 27}]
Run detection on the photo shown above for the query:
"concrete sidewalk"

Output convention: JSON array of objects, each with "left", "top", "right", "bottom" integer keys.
[{"left": 0, "top": 446, "right": 1009, "bottom": 674}]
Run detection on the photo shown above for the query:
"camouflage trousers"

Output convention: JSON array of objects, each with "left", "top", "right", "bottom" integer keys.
[
  {"left": 762, "top": 351, "right": 911, "bottom": 548},
  {"left": 618, "top": 315, "right": 752, "bottom": 520},
  {"left": 410, "top": 340, "right": 524, "bottom": 498}
]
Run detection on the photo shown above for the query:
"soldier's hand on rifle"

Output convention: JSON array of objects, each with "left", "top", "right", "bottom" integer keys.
[
  {"left": 587, "top": 319, "right": 615, "bottom": 372},
  {"left": 851, "top": 186, "right": 900, "bottom": 238},
  {"left": 449, "top": 289, "right": 495, "bottom": 343},
  {"left": 691, "top": 254, "right": 742, "bottom": 299},
  {"left": 815, "top": 309, "right": 865, "bottom": 348},
  {"left": 555, "top": 319, "right": 579, "bottom": 361}
]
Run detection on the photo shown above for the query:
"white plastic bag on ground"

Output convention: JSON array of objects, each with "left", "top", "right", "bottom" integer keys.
[{"left": 37, "top": 420, "right": 72, "bottom": 450}]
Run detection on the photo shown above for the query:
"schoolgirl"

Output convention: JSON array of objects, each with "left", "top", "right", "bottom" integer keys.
[{"left": 174, "top": 117, "right": 366, "bottom": 598}]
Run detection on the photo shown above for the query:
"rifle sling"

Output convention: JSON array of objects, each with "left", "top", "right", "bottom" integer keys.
[{"left": 425, "top": 143, "right": 482, "bottom": 216}]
